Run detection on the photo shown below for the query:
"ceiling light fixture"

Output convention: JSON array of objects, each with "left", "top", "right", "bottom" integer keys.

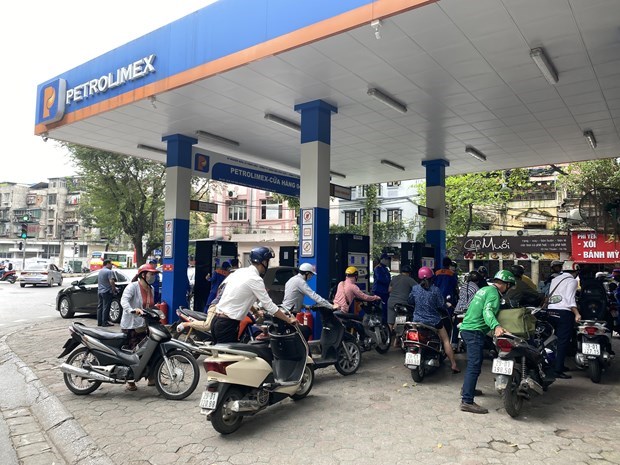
[
  {"left": 380, "top": 159, "right": 405, "bottom": 171},
  {"left": 583, "top": 130, "right": 597, "bottom": 149},
  {"left": 530, "top": 47, "right": 558, "bottom": 85},
  {"left": 330, "top": 170, "right": 347, "bottom": 179},
  {"left": 137, "top": 144, "right": 167, "bottom": 155},
  {"left": 367, "top": 88, "right": 407, "bottom": 114},
  {"left": 195, "top": 130, "right": 240, "bottom": 147},
  {"left": 264, "top": 113, "right": 301, "bottom": 132},
  {"left": 465, "top": 145, "right": 487, "bottom": 162}
]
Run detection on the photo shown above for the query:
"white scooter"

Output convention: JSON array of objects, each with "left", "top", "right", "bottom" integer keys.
[{"left": 197, "top": 321, "right": 314, "bottom": 434}]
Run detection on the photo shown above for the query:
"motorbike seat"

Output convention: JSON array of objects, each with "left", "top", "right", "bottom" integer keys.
[
  {"left": 179, "top": 308, "right": 208, "bottom": 321},
  {"left": 225, "top": 343, "right": 273, "bottom": 363},
  {"left": 334, "top": 311, "right": 363, "bottom": 321},
  {"left": 78, "top": 326, "right": 126, "bottom": 341},
  {"left": 410, "top": 322, "right": 439, "bottom": 333}
]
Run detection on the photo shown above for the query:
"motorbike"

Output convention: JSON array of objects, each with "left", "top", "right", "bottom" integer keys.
[
  {"left": 393, "top": 303, "right": 414, "bottom": 351},
  {"left": 175, "top": 307, "right": 263, "bottom": 345},
  {"left": 304, "top": 305, "right": 362, "bottom": 375},
  {"left": 337, "top": 300, "right": 391, "bottom": 354},
  {"left": 575, "top": 319, "right": 614, "bottom": 383},
  {"left": 0, "top": 269, "right": 17, "bottom": 284},
  {"left": 58, "top": 307, "right": 200, "bottom": 400},
  {"left": 198, "top": 322, "right": 314, "bottom": 434},
  {"left": 491, "top": 304, "right": 558, "bottom": 418},
  {"left": 403, "top": 317, "right": 452, "bottom": 382}
]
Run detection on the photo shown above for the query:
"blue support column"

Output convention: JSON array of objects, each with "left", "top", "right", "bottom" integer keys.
[
  {"left": 161, "top": 133, "right": 197, "bottom": 323},
  {"left": 421, "top": 159, "right": 450, "bottom": 267},
  {"left": 295, "top": 100, "right": 337, "bottom": 339}
]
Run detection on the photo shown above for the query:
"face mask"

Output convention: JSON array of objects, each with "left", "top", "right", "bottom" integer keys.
[{"left": 145, "top": 274, "right": 156, "bottom": 285}]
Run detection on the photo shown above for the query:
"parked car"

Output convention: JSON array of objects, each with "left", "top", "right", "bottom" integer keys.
[
  {"left": 263, "top": 266, "right": 297, "bottom": 305},
  {"left": 55, "top": 269, "right": 136, "bottom": 322},
  {"left": 20, "top": 263, "right": 63, "bottom": 287}
]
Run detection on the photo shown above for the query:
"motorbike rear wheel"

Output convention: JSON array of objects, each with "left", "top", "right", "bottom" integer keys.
[
  {"left": 588, "top": 358, "right": 602, "bottom": 383},
  {"left": 154, "top": 350, "right": 200, "bottom": 400},
  {"left": 63, "top": 347, "right": 102, "bottom": 395},
  {"left": 374, "top": 325, "right": 392, "bottom": 354},
  {"left": 411, "top": 363, "right": 425, "bottom": 383},
  {"left": 210, "top": 386, "right": 245, "bottom": 434},
  {"left": 291, "top": 365, "right": 314, "bottom": 400},
  {"left": 503, "top": 370, "right": 523, "bottom": 418},
  {"left": 335, "top": 340, "right": 362, "bottom": 376},
  {"left": 7, "top": 275, "right": 16, "bottom": 284}
]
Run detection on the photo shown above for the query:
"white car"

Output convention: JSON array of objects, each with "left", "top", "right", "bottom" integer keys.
[{"left": 20, "top": 263, "right": 63, "bottom": 287}]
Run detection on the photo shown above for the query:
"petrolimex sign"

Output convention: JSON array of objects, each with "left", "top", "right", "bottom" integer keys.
[{"left": 39, "top": 54, "right": 156, "bottom": 124}]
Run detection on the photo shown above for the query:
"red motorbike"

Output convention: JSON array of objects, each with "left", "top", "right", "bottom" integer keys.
[{"left": 0, "top": 269, "right": 17, "bottom": 284}]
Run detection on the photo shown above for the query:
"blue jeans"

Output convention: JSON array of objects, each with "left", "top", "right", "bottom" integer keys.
[
  {"left": 97, "top": 292, "right": 114, "bottom": 325},
  {"left": 547, "top": 309, "right": 575, "bottom": 373},
  {"left": 461, "top": 329, "right": 485, "bottom": 404}
]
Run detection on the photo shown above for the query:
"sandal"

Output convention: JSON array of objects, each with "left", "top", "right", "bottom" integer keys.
[{"left": 126, "top": 383, "right": 137, "bottom": 391}]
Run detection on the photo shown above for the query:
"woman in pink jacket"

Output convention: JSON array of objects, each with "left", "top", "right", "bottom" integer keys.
[{"left": 334, "top": 266, "right": 381, "bottom": 312}]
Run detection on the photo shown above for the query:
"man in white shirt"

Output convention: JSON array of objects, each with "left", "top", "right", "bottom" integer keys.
[
  {"left": 212, "top": 246, "right": 297, "bottom": 343},
  {"left": 547, "top": 262, "right": 581, "bottom": 379},
  {"left": 281, "top": 263, "right": 336, "bottom": 313}
]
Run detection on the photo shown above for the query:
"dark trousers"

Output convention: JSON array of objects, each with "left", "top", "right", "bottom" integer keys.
[
  {"left": 212, "top": 316, "right": 240, "bottom": 344},
  {"left": 97, "top": 292, "right": 114, "bottom": 326},
  {"left": 547, "top": 309, "right": 575, "bottom": 373},
  {"left": 461, "top": 329, "right": 485, "bottom": 404},
  {"left": 376, "top": 292, "right": 389, "bottom": 324}
]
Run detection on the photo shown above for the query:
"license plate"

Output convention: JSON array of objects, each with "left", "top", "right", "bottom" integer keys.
[
  {"left": 395, "top": 316, "right": 406, "bottom": 324},
  {"left": 582, "top": 342, "right": 601, "bottom": 356},
  {"left": 199, "top": 390, "right": 218, "bottom": 410},
  {"left": 492, "top": 358, "right": 514, "bottom": 375},
  {"left": 405, "top": 352, "right": 420, "bottom": 366}
]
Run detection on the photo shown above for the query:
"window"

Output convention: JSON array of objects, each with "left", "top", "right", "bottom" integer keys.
[
  {"left": 48, "top": 194, "right": 57, "bottom": 205},
  {"left": 228, "top": 200, "right": 247, "bottom": 221},
  {"left": 260, "top": 199, "right": 283, "bottom": 220},
  {"left": 387, "top": 181, "right": 401, "bottom": 187},
  {"left": 358, "top": 184, "right": 382, "bottom": 198},
  {"left": 344, "top": 210, "right": 360, "bottom": 226},
  {"left": 387, "top": 209, "right": 402, "bottom": 222},
  {"left": 362, "top": 209, "right": 381, "bottom": 223}
]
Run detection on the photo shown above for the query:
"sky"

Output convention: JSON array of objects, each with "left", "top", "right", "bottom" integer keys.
[{"left": 1, "top": 0, "right": 218, "bottom": 185}]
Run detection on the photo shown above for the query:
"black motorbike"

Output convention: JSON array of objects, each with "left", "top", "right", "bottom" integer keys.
[
  {"left": 58, "top": 308, "right": 200, "bottom": 400},
  {"left": 393, "top": 303, "right": 414, "bottom": 351},
  {"left": 337, "top": 300, "right": 391, "bottom": 354},
  {"left": 575, "top": 319, "right": 614, "bottom": 383}
]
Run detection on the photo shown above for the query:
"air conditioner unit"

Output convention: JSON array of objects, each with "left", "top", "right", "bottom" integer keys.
[{"left": 228, "top": 190, "right": 238, "bottom": 199}]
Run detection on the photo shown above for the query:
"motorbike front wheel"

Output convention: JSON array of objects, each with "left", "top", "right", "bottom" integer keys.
[
  {"left": 503, "top": 370, "right": 523, "bottom": 418},
  {"left": 589, "top": 358, "right": 602, "bottom": 383},
  {"left": 63, "top": 347, "right": 102, "bottom": 395},
  {"left": 291, "top": 365, "right": 314, "bottom": 400},
  {"left": 154, "top": 350, "right": 200, "bottom": 400},
  {"left": 411, "top": 363, "right": 425, "bottom": 382},
  {"left": 210, "top": 386, "right": 245, "bottom": 434},
  {"left": 335, "top": 340, "right": 362, "bottom": 376},
  {"left": 374, "top": 325, "right": 392, "bottom": 354}
]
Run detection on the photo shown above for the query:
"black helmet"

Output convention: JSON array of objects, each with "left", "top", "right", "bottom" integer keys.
[
  {"left": 477, "top": 266, "right": 488, "bottom": 276},
  {"left": 467, "top": 271, "right": 481, "bottom": 283},
  {"left": 250, "top": 246, "right": 275, "bottom": 264},
  {"left": 401, "top": 265, "right": 412, "bottom": 274},
  {"left": 509, "top": 264, "right": 525, "bottom": 278}
]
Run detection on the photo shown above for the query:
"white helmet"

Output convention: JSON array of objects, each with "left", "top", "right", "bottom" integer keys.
[{"left": 299, "top": 263, "right": 316, "bottom": 274}]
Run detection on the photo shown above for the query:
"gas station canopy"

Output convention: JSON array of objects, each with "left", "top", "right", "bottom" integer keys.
[{"left": 36, "top": 0, "right": 620, "bottom": 186}]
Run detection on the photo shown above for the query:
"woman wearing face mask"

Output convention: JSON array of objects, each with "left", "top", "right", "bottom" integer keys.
[{"left": 120, "top": 263, "right": 161, "bottom": 391}]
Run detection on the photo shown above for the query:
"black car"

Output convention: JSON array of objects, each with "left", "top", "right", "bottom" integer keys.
[{"left": 55, "top": 269, "right": 136, "bottom": 323}]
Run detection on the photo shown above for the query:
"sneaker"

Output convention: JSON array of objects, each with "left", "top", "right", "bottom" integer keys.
[{"left": 460, "top": 402, "right": 488, "bottom": 414}]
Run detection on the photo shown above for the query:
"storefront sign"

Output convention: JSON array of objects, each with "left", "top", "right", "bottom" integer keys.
[
  {"left": 571, "top": 231, "right": 620, "bottom": 263},
  {"left": 460, "top": 235, "right": 569, "bottom": 254}
]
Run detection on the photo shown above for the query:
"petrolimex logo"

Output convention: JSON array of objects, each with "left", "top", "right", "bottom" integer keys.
[{"left": 40, "top": 79, "right": 67, "bottom": 124}]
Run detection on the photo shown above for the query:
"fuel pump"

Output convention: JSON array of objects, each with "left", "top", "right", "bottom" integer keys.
[
  {"left": 329, "top": 234, "right": 370, "bottom": 296},
  {"left": 193, "top": 240, "right": 238, "bottom": 312},
  {"left": 400, "top": 242, "right": 435, "bottom": 278}
]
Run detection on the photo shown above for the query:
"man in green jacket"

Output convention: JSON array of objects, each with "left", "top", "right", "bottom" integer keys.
[{"left": 459, "top": 269, "right": 515, "bottom": 414}]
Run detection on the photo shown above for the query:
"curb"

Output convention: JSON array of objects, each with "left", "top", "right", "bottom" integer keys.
[{"left": 1, "top": 332, "right": 115, "bottom": 465}]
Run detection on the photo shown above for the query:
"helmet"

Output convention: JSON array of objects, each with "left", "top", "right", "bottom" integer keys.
[
  {"left": 380, "top": 253, "right": 390, "bottom": 260},
  {"left": 418, "top": 266, "right": 434, "bottom": 280},
  {"left": 299, "top": 263, "right": 316, "bottom": 274},
  {"left": 345, "top": 266, "right": 358, "bottom": 276},
  {"left": 401, "top": 265, "right": 413, "bottom": 274},
  {"left": 551, "top": 260, "right": 563, "bottom": 268},
  {"left": 509, "top": 264, "right": 525, "bottom": 278},
  {"left": 250, "top": 246, "right": 275, "bottom": 264},
  {"left": 595, "top": 271, "right": 607, "bottom": 280},
  {"left": 137, "top": 263, "right": 160, "bottom": 275},
  {"left": 477, "top": 266, "right": 488, "bottom": 276},
  {"left": 493, "top": 270, "right": 516, "bottom": 285},
  {"left": 562, "top": 260, "right": 579, "bottom": 272},
  {"left": 220, "top": 261, "right": 231, "bottom": 270},
  {"left": 467, "top": 270, "right": 481, "bottom": 283}
]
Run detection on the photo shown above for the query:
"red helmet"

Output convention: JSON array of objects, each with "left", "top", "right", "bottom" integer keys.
[
  {"left": 137, "top": 263, "right": 160, "bottom": 275},
  {"left": 418, "top": 266, "right": 434, "bottom": 280}
]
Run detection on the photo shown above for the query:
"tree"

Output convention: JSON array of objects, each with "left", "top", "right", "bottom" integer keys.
[
  {"left": 65, "top": 144, "right": 165, "bottom": 266},
  {"left": 557, "top": 158, "right": 620, "bottom": 194},
  {"left": 189, "top": 178, "right": 225, "bottom": 240}
]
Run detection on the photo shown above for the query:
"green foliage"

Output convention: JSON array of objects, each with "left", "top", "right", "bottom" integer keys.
[
  {"left": 558, "top": 158, "right": 620, "bottom": 195},
  {"left": 64, "top": 144, "right": 165, "bottom": 266},
  {"left": 189, "top": 178, "right": 225, "bottom": 240}
]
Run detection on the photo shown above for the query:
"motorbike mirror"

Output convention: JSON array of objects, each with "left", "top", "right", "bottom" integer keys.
[
  {"left": 548, "top": 295, "right": 562, "bottom": 304},
  {"left": 71, "top": 280, "right": 78, "bottom": 286}
]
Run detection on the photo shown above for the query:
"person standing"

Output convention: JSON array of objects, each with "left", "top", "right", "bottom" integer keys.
[
  {"left": 97, "top": 259, "right": 118, "bottom": 327},
  {"left": 120, "top": 263, "right": 161, "bottom": 391},
  {"left": 459, "top": 270, "right": 514, "bottom": 414},
  {"left": 372, "top": 253, "right": 392, "bottom": 323},
  {"left": 211, "top": 247, "right": 296, "bottom": 344},
  {"left": 148, "top": 259, "right": 161, "bottom": 304},
  {"left": 206, "top": 261, "right": 231, "bottom": 306},
  {"left": 387, "top": 265, "right": 417, "bottom": 333},
  {"left": 547, "top": 263, "right": 581, "bottom": 379}
]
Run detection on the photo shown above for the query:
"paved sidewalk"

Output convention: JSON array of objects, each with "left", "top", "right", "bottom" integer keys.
[{"left": 3, "top": 318, "right": 620, "bottom": 465}]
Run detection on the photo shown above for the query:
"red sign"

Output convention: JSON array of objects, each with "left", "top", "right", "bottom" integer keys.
[
  {"left": 571, "top": 232, "right": 620, "bottom": 263},
  {"left": 162, "top": 264, "right": 174, "bottom": 271}
]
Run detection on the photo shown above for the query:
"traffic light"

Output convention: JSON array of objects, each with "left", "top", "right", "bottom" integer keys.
[
  {"left": 18, "top": 242, "right": 23, "bottom": 251},
  {"left": 73, "top": 243, "right": 79, "bottom": 255},
  {"left": 20, "top": 223, "right": 28, "bottom": 239}
]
